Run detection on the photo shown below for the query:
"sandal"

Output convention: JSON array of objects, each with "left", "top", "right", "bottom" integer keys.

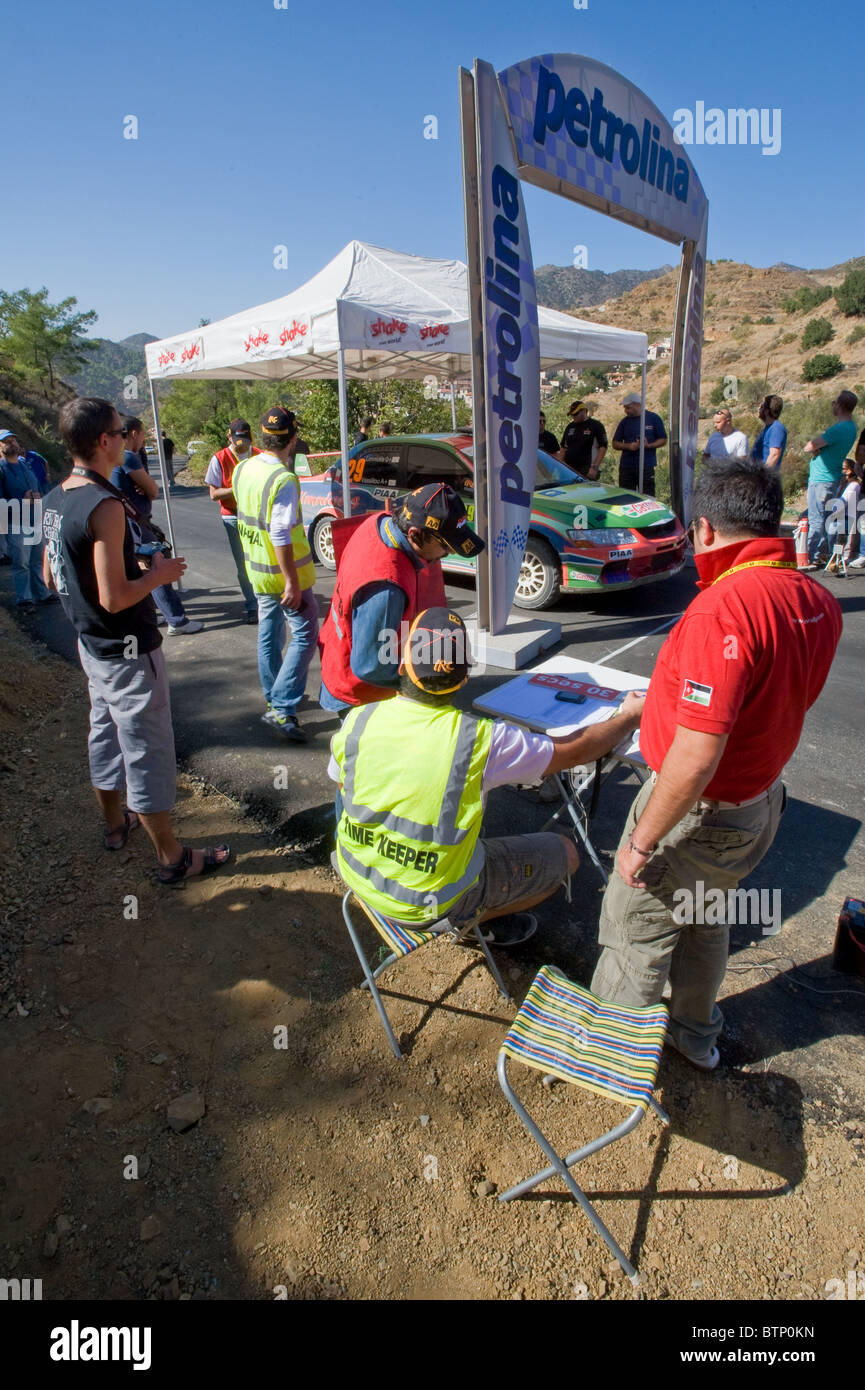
[
  {"left": 157, "top": 843, "right": 231, "bottom": 888},
  {"left": 103, "top": 810, "right": 140, "bottom": 852}
]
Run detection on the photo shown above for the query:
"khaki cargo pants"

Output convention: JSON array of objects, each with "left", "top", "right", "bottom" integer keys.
[{"left": 590, "top": 776, "right": 786, "bottom": 1064}]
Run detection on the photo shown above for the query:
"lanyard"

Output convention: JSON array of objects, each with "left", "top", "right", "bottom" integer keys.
[
  {"left": 712, "top": 558, "right": 797, "bottom": 586},
  {"left": 69, "top": 467, "right": 167, "bottom": 545}
]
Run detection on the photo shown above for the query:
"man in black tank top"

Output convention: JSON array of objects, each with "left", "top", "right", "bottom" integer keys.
[{"left": 42, "top": 398, "right": 230, "bottom": 886}]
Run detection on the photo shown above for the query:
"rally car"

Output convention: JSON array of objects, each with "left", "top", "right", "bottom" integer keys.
[{"left": 295, "top": 433, "right": 686, "bottom": 608}]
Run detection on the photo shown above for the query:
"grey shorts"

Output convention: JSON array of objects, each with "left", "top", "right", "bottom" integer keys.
[
  {"left": 78, "top": 641, "right": 177, "bottom": 815},
  {"left": 446, "top": 832, "right": 571, "bottom": 927}
]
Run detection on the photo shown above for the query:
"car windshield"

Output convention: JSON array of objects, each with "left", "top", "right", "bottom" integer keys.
[{"left": 460, "top": 445, "right": 584, "bottom": 491}]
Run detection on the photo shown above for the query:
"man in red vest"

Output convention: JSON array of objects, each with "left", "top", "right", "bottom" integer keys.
[
  {"left": 319, "top": 483, "right": 483, "bottom": 713},
  {"left": 205, "top": 418, "right": 261, "bottom": 624}
]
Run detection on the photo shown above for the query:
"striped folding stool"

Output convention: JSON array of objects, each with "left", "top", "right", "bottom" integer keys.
[
  {"left": 341, "top": 891, "right": 511, "bottom": 1061},
  {"left": 497, "top": 965, "right": 669, "bottom": 1284}
]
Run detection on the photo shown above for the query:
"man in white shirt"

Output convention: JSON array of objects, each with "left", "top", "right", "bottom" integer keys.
[{"left": 703, "top": 408, "right": 748, "bottom": 461}]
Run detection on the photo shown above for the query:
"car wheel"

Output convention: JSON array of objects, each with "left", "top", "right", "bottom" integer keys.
[
  {"left": 312, "top": 516, "right": 336, "bottom": 569},
  {"left": 514, "top": 536, "right": 561, "bottom": 609}
]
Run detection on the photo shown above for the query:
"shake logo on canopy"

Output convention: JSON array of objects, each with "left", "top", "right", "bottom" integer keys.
[
  {"left": 244, "top": 329, "right": 270, "bottom": 354},
  {"left": 369, "top": 315, "right": 407, "bottom": 339},
  {"left": 532, "top": 65, "right": 690, "bottom": 204},
  {"left": 279, "top": 318, "right": 308, "bottom": 347}
]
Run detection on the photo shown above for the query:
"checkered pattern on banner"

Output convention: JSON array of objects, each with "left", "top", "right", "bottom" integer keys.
[{"left": 497, "top": 56, "right": 707, "bottom": 244}]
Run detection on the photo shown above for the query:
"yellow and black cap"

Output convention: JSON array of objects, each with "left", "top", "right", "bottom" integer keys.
[
  {"left": 398, "top": 482, "right": 485, "bottom": 558},
  {"left": 260, "top": 405, "right": 297, "bottom": 436},
  {"left": 229, "top": 417, "right": 252, "bottom": 440},
  {"left": 403, "top": 607, "right": 472, "bottom": 694}
]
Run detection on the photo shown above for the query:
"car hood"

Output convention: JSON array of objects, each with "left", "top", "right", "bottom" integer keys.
[{"left": 534, "top": 484, "right": 678, "bottom": 530}]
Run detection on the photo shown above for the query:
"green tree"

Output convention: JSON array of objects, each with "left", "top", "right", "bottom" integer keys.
[
  {"left": 802, "top": 353, "right": 844, "bottom": 382},
  {"left": 801, "top": 317, "right": 834, "bottom": 350},
  {"left": 0, "top": 287, "right": 98, "bottom": 392},
  {"left": 781, "top": 284, "right": 832, "bottom": 315},
  {"left": 835, "top": 268, "right": 865, "bottom": 316}
]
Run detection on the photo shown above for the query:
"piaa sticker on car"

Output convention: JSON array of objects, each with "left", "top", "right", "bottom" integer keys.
[{"left": 608, "top": 546, "right": 633, "bottom": 560}]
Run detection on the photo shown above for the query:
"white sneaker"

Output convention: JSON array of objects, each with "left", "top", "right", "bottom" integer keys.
[
  {"left": 167, "top": 619, "right": 204, "bottom": 635},
  {"left": 849, "top": 557, "right": 865, "bottom": 569}
]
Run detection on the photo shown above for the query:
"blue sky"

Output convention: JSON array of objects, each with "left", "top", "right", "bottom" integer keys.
[{"left": 2, "top": 0, "right": 860, "bottom": 341}]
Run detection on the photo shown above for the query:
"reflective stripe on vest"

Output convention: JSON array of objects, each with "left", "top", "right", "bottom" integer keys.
[
  {"left": 232, "top": 454, "right": 315, "bottom": 594},
  {"left": 333, "top": 697, "right": 493, "bottom": 923}
]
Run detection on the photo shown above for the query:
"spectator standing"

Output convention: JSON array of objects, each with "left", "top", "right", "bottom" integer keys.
[
  {"left": 591, "top": 458, "right": 842, "bottom": 1069},
  {"left": 205, "top": 419, "right": 260, "bottom": 624},
  {"left": 558, "top": 401, "right": 607, "bottom": 479},
  {"left": 803, "top": 390, "right": 859, "bottom": 568},
  {"left": 0, "top": 429, "right": 55, "bottom": 608},
  {"left": 232, "top": 406, "right": 319, "bottom": 743},
  {"left": 612, "top": 393, "right": 667, "bottom": 495},
  {"left": 354, "top": 417, "right": 373, "bottom": 447},
  {"left": 110, "top": 417, "right": 203, "bottom": 635},
  {"left": 826, "top": 457, "right": 862, "bottom": 571},
  {"left": 160, "top": 432, "right": 175, "bottom": 487},
  {"left": 378, "top": 421, "right": 393, "bottom": 437},
  {"left": 43, "top": 398, "right": 231, "bottom": 884},
  {"left": 750, "top": 395, "right": 787, "bottom": 471},
  {"left": 703, "top": 408, "right": 748, "bottom": 460},
  {"left": 23, "top": 448, "right": 49, "bottom": 492},
  {"left": 538, "top": 412, "right": 560, "bottom": 455}
]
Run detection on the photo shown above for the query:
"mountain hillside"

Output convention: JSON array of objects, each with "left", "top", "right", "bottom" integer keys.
[
  {"left": 540, "top": 255, "right": 865, "bottom": 501},
  {"left": 535, "top": 263, "right": 673, "bottom": 312},
  {"left": 67, "top": 332, "right": 157, "bottom": 411}
]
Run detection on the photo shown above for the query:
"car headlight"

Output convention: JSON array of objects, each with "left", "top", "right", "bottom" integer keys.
[{"left": 566, "top": 527, "right": 635, "bottom": 546}]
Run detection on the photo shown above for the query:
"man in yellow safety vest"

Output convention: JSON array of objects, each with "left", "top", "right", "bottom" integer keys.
[
  {"left": 232, "top": 406, "right": 318, "bottom": 743},
  {"left": 330, "top": 607, "right": 646, "bottom": 947}
]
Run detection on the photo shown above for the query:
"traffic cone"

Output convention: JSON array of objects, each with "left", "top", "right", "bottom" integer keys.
[{"left": 795, "top": 517, "right": 809, "bottom": 568}]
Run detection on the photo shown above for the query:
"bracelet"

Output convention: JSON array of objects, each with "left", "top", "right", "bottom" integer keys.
[{"left": 627, "top": 835, "right": 656, "bottom": 858}]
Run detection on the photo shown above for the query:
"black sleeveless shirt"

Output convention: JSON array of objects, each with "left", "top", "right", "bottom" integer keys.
[{"left": 42, "top": 483, "right": 160, "bottom": 659}]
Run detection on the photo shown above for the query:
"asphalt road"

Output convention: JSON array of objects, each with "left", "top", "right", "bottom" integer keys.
[{"left": 4, "top": 478, "right": 864, "bottom": 1091}]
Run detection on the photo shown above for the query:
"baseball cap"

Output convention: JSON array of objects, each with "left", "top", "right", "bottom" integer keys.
[
  {"left": 403, "top": 607, "right": 472, "bottom": 694},
  {"left": 260, "top": 405, "right": 297, "bottom": 436},
  {"left": 229, "top": 418, "right": 252, "bottom": 439},
  {"left": 398, "top": 483, "right": 485, "bottom": 558},
  {"left": 621, "top": 392, "right": 642, "bottom": 406},
  {"left": 568, "top": 400, "right": 588, "bottom": 415},
  {"left": 0, "top": 429, "right": 17, "bottom": 441}
]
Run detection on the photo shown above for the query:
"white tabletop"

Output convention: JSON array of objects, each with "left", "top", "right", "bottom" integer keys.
[{"left": 472, "top": 654, "right": 649, "bottom": 764}]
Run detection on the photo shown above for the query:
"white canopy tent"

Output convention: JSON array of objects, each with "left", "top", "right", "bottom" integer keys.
[{"left": 144, "top": 240, "right": 648, "bottom": 551}]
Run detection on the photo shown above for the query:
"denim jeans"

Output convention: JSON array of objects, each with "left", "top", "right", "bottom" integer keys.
[
  {"left": 152, "top": 583, "right": 186, "bottom": 625},
  {"left": 807, "top": 480, "right": 834, "bottom": 563},
  {"left": 257, "top": 589, "right": 319, "bottom": 715},
  {"left": 8, "top": 533, "right": 51, "bottom": 604},
  {"left": 222, "top": 516, "right": 257, "bottom": 612}
]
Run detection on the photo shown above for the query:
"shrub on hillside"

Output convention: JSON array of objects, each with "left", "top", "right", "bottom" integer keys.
[
  {"left": 781, "top": 285, "right": 833, "bottom": 314},
  {"left": 801, "top": 318, "right": 834, "bottom": 351},
  {"left": 802, "top": 353, "right": 844, "bottom": 381},
  {"left": 835, "top": 268, "right": 865, "bottom": 317},
  {"left": 847, "top": 324, "right": 865, "bottom": 346},
  {"left": 757, "top": 315, "right": 774, "bottom": 324}
]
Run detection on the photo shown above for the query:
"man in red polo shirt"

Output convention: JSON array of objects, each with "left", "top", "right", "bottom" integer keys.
[{"left": 591, "top": 458, "right": 842, "bottom": 1070}]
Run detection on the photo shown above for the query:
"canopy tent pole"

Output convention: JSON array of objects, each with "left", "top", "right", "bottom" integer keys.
[
  {"left": 449, "top": 381, "right": 457, "bottom": 430},
  {"left": 147, "top": 377, "right": 182, "bottom": 590},
  {"left": 638, "top": 361, "right": 647, "bottom": 495},
  {"left": 337, "top": 347, "right": 351, "bottom": 518}
]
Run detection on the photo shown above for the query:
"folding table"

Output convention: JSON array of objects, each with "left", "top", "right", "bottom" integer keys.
[{"left": 473, "top": 655, "right": 651, "bottom": 884}]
